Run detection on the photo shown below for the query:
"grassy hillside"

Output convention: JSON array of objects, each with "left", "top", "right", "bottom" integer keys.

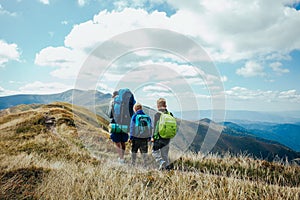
[{"left": 0, "top": 103, "right": 299, "bottom": 199}]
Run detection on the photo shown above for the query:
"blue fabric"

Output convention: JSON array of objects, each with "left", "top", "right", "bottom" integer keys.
[
  {"left": 130, "top": 110, "right": 152, "bottom": 140},
  {"left": 112, "top": 88, "right": 135, "bottom": 125},
  {"left": 110, "top": 132, "right": 129, "bottom": 143}
]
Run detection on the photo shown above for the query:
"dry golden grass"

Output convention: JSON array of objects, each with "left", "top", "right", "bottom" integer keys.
[{"left": 0, "top": 102, "right": 299, "bottom": 199}]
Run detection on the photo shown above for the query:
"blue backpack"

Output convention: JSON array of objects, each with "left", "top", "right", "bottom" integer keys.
[
  {"left": 134, "top": 114, "right": 152, "bottom": 138},
  {"left": 113, "top": 88, "right": 135, "bottom": 126}
]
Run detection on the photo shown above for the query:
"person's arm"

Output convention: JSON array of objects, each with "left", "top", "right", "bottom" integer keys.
[
  {"left": 170, "top": 112, "right": 174, "bottom": 117},
  {"left": 108, "top": 99, "right": 115, "bottom": 123},
  {"left": 129, "top": 115, "right": 135, "bottom": 140},
  {"left": 152, "top": 112, "right": 160, "bottom": 138},
  {"left": 108, "top": 100, "right": 112, "bottom": 117},
  {"left": 148, "top": 116, "right": 153, "bottom": 141},
  {"left": 129, "top": 95, "right": 135, "bottom": 117}
]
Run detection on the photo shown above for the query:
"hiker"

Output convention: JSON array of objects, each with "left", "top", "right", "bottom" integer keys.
[
  {"left": 108, "top": 89, "right": 135, "bottom": 164},
  {"left": 129, "top": 103, "right": 152, "bottom": 167},
  {"left": 108, "top": 91, "right": 119, "bottom": 123},
  {"left": 152, "top": 98, "right": 177, "bottom": 170}
]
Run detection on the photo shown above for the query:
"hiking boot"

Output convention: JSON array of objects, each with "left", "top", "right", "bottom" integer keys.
[
  {"left": 159, "top": 160, "right": 166, "bottom": 170},
  {"left": 118, "top": 158, "right": 125, "bottom": 164}
]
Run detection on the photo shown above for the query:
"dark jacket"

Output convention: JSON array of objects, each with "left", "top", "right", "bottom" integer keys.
[{"left": 130, "top": 110, "right": 152, "bottom": 140}]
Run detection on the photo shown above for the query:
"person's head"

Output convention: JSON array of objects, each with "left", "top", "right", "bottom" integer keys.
[
  {"left": 112, "top": 91, "right": 118, "bottom": 98},
  {"left": 133, "top": 103, "right": 143, "bottom": 112},
  {"left": 157, "top": 98, "right": 167, "bottom": 109}
]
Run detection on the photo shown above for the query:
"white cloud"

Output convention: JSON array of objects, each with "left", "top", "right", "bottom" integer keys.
[
  {"left": 96, "top": 82, "right": 115, "bottom": 94},
  {"left": 0, "top": 40, "right": 21, "bottom": 67},
  {"left": 236, "top": 61, "right": 265, "bottom": 77},
  {"left": 226, "top": 87, "right": 300, "bottom": 103},
  {"left": 38, "top": 0, "right": 50, "bottom": 5},
  {"left": 36, "top": 2, "right": 300, "bottom": 79},
  {"left": 113, "top": 1, "right": 129, "bottom": 11},
  {"left": 35, "top": 46, "right": 75, "bottom": 67},
  {"left": 64, "top": 9, "right": 171, "bottom": 50},
  {"left": 0, "top": 87, "right": 16, "bottom": 96},
  {"left": 145, "top": 91, "right": 172, "bottom": 97},
  {"left": 19, "top": 81, "right": 72, "bottom": 94},
  {"left": 168, "top": 0, "right": 300, "bottom": 62},
  {"left": 113, "top": 0, "right": 165, "bottom": 11},
  {"left": 0, "top": 4, "right": 17, "bottom": 16},
  {"left": 221, "top": 76, "right": 228, "bottom": 82},
  {"left": 34, "top": 46, "right": 85, "bottom": 79},
  {"left": 61, "top": 20, "right": 69, "bottom": 25},
  {"left": 78, "top": 0, "right": 88, "bottom": 7},
  {"left": 143, "top": 84, "right": 170, "bottom": 93},
  {"left": 269, "top": 62, "right": 290, "bottom": 74},
  {"left": 279, "top": 89, "right": 299, "bottom": 100}
]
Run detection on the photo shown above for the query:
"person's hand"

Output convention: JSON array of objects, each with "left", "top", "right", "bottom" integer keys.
[{"left": 151, "top": 138, "right": 154, "bottom": 142}]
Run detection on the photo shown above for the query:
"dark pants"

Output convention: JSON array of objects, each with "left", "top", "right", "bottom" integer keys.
[
  {"left": 131, "top": 139, "right": 148, "bottom": 166},
  {"left": 152, "top": 138, "right": 170, "bottom": 166},
  {"left": 153, "top": 138, "right": 170, "bottom": 151}
]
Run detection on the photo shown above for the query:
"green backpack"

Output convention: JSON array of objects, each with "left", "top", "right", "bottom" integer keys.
[{"left": 158, "top": 112, "right": 177, "bottom": 139}]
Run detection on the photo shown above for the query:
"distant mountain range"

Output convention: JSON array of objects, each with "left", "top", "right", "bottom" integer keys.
[
  {"left": 173, "top": 110, "right": 300, "bottom": 124},
  {"left": 180, "top": 118, "right": 300, "bottom": 161},
  {"left": 0, "top": 89, "right": 111, "bottom": 110},
  {"left": 223, "top": 121, "right": 300, "bottom": 152},
  {"left": 2, "top": 90, "right": 299, "bottom": 123},
  {"left": 0, "top": 102, "right": 299, "bottom": 162}
]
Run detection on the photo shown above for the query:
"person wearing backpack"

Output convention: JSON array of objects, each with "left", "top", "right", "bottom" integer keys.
[
  {"left": 108, "top": 91, "right": 119, "bottom": 123},
  {"left": 108, "top": 89, "right": 135, "bottom": 164},
  {"left": 129, "top": 103, "right": 152, "bottom": 167},
  {"left": 152, "top": 98, "right": 177, "bottom": 170}
]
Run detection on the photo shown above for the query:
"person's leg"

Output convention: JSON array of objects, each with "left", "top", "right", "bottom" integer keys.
[
  {"left": 120, "top": 142, "right": 126, "bottom": 159},
  {"left": 161, "top": 141, "right": 170, "bottom": 166},
  {"left": 152, "top": 139, "right": 164, "bottom": 167},
  {"left": 119, "top": 132, "right": 128, "bottom": 162},
  {"left": 160, "top": 139, "right": 170, "bottom": 166},
  {"left": 131, "top": 140, "right": 138, "bottom": 165},
  {"left": 111, "top": 133, "right": 123, "bottom": 160},
  {"left": 140, "top": 139, "right": 148, "bottom": 167},
  {"left": 115, "top": 142, "right": 123, "bottom": 160}
]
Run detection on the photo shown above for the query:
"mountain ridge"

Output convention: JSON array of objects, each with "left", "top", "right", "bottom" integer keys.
[
  {"left": 223, "top": 121, "right": 300, "bottom": 152},
  {"left": 2, "top": 90, "right": 300, "bottom": 123},
  {"left": 183, "top": 119, "right": 300, "bottom": 161},
  {"left": 0, "top": 89, "right": 111, "bottom": 110},
  {"left": 173, "top": 109, "right": 300, "bottom": 123},
  {"left": 1, "top": 90, "right": 299, "bottom": 158}
]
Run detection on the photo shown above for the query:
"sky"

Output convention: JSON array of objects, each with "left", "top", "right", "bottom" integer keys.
[{"left": 0, "top": 0, "right": 300, "bottom": 112}]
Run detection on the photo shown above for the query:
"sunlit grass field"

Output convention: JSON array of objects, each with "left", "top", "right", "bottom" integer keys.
[{"left": 0, "top": 103, "right": 299, "bottom": 199}]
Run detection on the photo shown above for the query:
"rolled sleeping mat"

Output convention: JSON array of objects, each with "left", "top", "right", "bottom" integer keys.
[{"left": 109, "top": 123, "right": 128, "bottom": 134}]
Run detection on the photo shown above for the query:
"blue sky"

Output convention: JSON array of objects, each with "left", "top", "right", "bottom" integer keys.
[{"left": 0, "top": 0, "right": 300, "bottom": 112}]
